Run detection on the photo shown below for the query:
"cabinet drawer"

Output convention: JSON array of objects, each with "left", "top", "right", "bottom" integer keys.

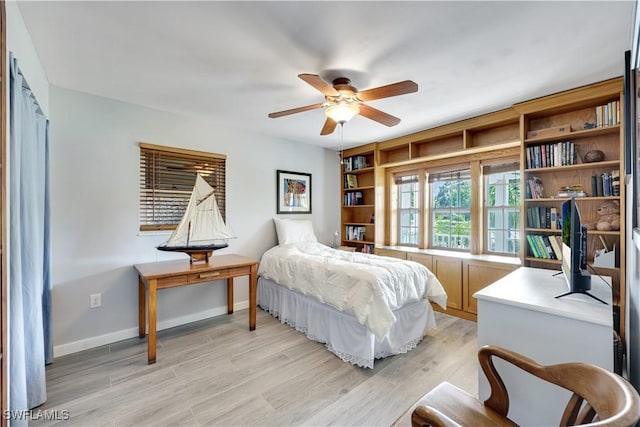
[
  {"left": 188, "top": 269, "right": 230, "bottom": 284},
  {"left": 156, "top": 274, "right": 189, "bottom": 289}
]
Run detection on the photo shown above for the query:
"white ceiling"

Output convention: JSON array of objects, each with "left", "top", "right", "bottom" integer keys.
[{"left": 17, "top": 1, "right": 636, "bottom": 151}]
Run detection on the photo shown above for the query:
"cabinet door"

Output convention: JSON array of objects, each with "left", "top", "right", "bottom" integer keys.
[
  {"left": 374, "top": 248, "right": 407, "bottom": 259},
  {"left": 463, "top": 261, "right": 517, "bottom": 314},
  {"left": 433, "top": 256, "right": 462, "bottom": 309},
  {"left": 407, "top": 253, "right": 433, "bottom": 271}
]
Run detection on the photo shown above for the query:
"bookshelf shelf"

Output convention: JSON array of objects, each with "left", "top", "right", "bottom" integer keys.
[
  {"left": 525, "top": 196, "right": 620, "bottom": 202},
  {"left": 524, "top": 124, "right": 620, "bottom": 144},
  {"left": 524, "top": 257, "right": 562, "bottom": 265},
  {"left": 525, "top": 228, "right": 561, "bottom": 233},
  {"left": 343, "top": 185, "right": 375, "bottom": 191},
  {"left": 525, "top": 160, "right": 619, "bottom": 173},
  {"left": 341, "top": 146, "right": 377, "bottom": 252}
]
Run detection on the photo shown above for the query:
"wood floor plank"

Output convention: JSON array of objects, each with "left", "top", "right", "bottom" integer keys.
[{"left": 38, "top": 308, "right": 478, "bottom": 426}]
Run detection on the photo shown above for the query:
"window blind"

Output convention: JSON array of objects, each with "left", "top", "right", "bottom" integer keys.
[
  {"left": 394, "top": 174, "right": 419, "bottom": 185},
  {"left": 139, "top": 143, "right": 226, "bottom": 231},
  {"left": 482, "top": 162, "right": 520, "bottom": 175},
  {"left": 428, "top": 169, "right": 471, "bottom": 183}
]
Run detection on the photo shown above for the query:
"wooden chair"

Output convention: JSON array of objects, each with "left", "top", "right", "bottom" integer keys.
[{"left": 393, "top": 345, "right": 640, "bottom": 427}]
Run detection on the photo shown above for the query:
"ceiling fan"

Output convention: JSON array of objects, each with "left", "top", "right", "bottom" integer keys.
[{"left": 268, "top": 74, "right": 418, "bottom": 135}]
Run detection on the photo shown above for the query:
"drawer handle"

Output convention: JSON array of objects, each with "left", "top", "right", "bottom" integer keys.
[{"left": 199, "top": 272, "right": 221, "bottom": 279}]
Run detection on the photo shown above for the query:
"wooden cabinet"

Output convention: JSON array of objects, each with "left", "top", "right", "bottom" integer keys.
[
  {"left": 406, "top": 252, "right": 432, "bottom": 270},
  {"left": 341, "top": 145, "right": 376, "bottom": 253},
  {"left": 462, "top": 260, "right": 518, "bottom": 314},
  {"left": 432, "top": 256, "right": 463, "bottom": 310},
  {"left": 514, "top": 78, "right": 625, "bottom": 335},
  {"left": 375, "top": 247, "right": 407, "bottom": 259},
  {"left": 406, "top": 250, "right": 517, "bottom": 321}
]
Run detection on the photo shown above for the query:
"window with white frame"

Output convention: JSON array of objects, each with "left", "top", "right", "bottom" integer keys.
[
  {"left": 429, "top": 169, "right": 471, "bottom": 250},
  {"left": 484, "top": 164, "right": 520, "bottom": 255},
  {"left": 395, "top": 174, "right": 419, "bottom": 246}
]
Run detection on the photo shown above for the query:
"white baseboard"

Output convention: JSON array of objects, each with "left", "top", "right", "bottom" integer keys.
[{"left": 53, "top": 301, "right": 249, "bottom": 358}]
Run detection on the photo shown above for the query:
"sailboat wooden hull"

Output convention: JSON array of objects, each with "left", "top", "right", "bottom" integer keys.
[{"left": 157, "top": 243, "right": 229, "bottom": 264}]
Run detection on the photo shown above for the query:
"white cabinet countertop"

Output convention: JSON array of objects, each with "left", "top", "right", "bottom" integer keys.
[{"left": 474, "top": 266, "right": 612, "bottom": 327}]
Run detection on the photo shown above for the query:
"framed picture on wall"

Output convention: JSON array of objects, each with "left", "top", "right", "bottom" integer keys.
[{"left": 277, "top": 170, "right": 312, "bottom": 214}]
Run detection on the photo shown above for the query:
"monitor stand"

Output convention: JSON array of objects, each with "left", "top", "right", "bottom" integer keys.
[{"left": 555, "top": 290, "right": 608, "bottom": 305}]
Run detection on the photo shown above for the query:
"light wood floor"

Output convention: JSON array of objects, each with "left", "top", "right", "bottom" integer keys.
[{"left": 34, "top": 308, "right": 478, "bottom": 426}]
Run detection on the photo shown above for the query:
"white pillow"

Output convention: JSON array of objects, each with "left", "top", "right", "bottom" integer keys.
[{"left": 273, "top": 218, "right": 318, "bottom": 245}]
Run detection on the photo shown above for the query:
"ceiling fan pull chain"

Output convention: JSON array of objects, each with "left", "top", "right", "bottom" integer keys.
[{"left": 339, "top": 122, "right": 344, "bottom": 165}]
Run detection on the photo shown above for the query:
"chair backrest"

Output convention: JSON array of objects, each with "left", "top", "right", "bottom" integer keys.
[{"left": 479, "top": 345, "right": 640, "bottom": 426}]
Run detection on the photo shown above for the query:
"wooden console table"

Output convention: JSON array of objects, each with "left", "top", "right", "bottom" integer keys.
[{"left": 134, "top": 254, "right": 258, "bottom": 364}]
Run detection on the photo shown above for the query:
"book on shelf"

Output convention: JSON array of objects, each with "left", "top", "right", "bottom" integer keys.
[
  {"left": 345, "top": 225, "right": 366, "bottom": 241},
  {"left": 595, "top": 100, "right": 620, "bottom": 127},
  {"left": 548, "top": 235, "right": 563, "bottom": 260},
  {"left": 526, "top": 176, "right": 545, "bottom": 199},
  {"left": 343, "top": 155, "right": 369, "bottom": 172},
  {"left": 362, "top": 243, "right": 374, "bottom": 254},
  {"left": 527, "top": 206, "right": 559, "bottom": 229},
  {"left": 344, "top": 173, "right": 358, "bottom": 189},
  {"left": 526, "top": 141, "right": 574, "bottom": 169},
  {"left": 553, "top": 191, "right": 587, "bottom": 198},
  {"left": 590, "top": 171, "right": 618, "bottom": 197},
  {"left": 526, "top": 233, "right": 560, "bottom": 260},
  {"left": 344, "top": 191, "right": 364, "bottom": 206}
]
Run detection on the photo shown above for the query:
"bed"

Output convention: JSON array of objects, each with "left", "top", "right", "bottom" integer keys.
[{"left": 257, "top": 218, "right": 447, "bottom": 368}]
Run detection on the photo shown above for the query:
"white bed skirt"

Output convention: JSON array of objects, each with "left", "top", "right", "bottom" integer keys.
[{"left": 257, "top": 277, "right": 437, "bottom": 369}]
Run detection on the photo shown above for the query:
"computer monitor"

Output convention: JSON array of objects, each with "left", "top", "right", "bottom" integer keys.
[{"left": 557, "top": 198, "right": 606, "bottom": 304}]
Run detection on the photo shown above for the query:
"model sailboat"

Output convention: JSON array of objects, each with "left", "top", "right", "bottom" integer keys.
[{"left": 157, "top": 174, "right": 234, "bottom": 263}]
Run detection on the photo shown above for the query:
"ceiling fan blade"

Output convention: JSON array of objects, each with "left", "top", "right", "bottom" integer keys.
[
  {"left": 320, "top": 117, "right": 338, "bottom": 135},
  {"left": 299, "top": 74, "right": 340, "bottom": 97},
  {"left": 358, "top": 104, "right": 401, "bottom": 127},
  {"left": 268, "top": 103, "right": 324, "bottom": 118},
  {"left": 356, "top": 80, "right": 418, "bottom": 102}
]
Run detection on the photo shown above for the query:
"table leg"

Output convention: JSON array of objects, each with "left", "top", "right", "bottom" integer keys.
[
  {"left": 227, "top": 277, "right": 234, "bottom": 314},
  {"left": 249, "top": 264, "right": 256, "bottom": 331},
  {"left": 147, "top": 278, "right": 157, "bottom": 364},
  {"left": 138, "top": 276, "right": 146, "bottom": 338}
]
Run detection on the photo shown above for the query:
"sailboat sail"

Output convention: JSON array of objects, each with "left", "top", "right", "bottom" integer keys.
[{"left": 164, "top": 174, "right": 234, "bottom": 248}]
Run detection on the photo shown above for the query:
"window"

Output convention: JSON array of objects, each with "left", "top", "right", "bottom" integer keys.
[
  {"left": 139, "top": 143, "right": 226, "bottom": 231},
  {"left": 484, "top": 165, "right": 520, "bottom": 255},
  {"left": 395, "top": 174, "right": 419, "bottom": 246},
  {"left": 430, "top": 169, "right": 471, "bottom": 250}
]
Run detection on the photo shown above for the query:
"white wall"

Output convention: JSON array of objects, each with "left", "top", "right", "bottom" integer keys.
[
  {"left": 6, "top": 1, "right": 49, "bottom": 115},
  {"left": 49, "top": 86, "right": 340, "bottom": 355}
]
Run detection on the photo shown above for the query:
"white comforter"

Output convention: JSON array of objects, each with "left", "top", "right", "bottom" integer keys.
[{"left": 258, "top": 242, "right": 447, "bottom": 340}]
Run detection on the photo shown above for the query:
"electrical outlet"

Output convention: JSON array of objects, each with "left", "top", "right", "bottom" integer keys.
[{"left": 90, "top": 293, "right": 102, "bottom": 308}]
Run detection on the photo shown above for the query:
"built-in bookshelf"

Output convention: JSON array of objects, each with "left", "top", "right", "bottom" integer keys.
[
  {"left": 341, "top": 146, "right": 376, "bottom": 253},
  {"left": 514, "top": 79, "right": 625, "bottom": 323}
]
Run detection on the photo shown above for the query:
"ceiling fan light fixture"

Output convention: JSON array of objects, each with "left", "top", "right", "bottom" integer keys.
[{"left": 325, "top": 103, "right": 360, "bottom": 124}]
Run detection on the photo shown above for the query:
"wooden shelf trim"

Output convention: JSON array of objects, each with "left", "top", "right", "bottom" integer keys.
[
  {"left": 525, "top": 160, "right": 619, "bottom": 173},
  {"left": 342, "top": 186, "right": 375, "bottom": 191},
  {"left": 343, "top": 167, "right": 375, "bottom": 174},
  {"left": 525, "top": 196, "right": 620, "bottom": 202},
  {"left": 524, "top": 228, "right": 620, "bottom": 236},
  {"left": 524, "top": 124, "right": 620, "bottom": 144}
]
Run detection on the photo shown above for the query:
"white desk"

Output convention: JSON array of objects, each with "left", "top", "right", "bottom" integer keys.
[{"left": 474, "top": 267, "right": 613, "bottom": 426}]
